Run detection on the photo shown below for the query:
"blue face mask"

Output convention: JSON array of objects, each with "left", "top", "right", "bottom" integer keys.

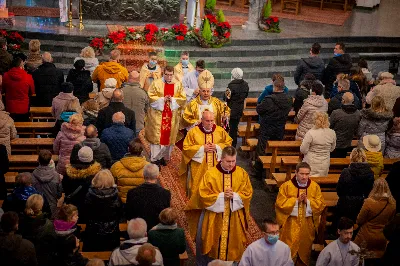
[
  {"left": 334, "top": 53, "right": 342, "bottom": 57},
  {"left": 195, "top": 71, "right": 200, "bottom": 77},
  {"left": 149, "top": 60, "right": 157, "bottom": 66},
  {"left": 267, "top": 234, "right": 279, "bottom": 245},
  {"left": 182, "top": 59, "right": 189, "bottom": 67}
]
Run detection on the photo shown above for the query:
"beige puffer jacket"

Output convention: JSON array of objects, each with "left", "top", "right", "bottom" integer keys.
[{"left": 0, "top": 110, "right": 17, "bottom": 155}]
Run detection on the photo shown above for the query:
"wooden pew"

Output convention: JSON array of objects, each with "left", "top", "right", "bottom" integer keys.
[
  {"left": 29, "top": 107, "right": 54, "bottom": 121},
  {"left": 9, "top": 155, "right": 58, "bottom": 172},
  {"left": 5, "top": 172, "right": 18, "bottom": 183},
  {"left": 323, "top": 192, "right": 339, "bottom": 207},
  {"left": 15, "top": 122, "right": 55, "bottom": 137},
  {"left": 11, "top": 138, "right": 54, "bottom": 154}
]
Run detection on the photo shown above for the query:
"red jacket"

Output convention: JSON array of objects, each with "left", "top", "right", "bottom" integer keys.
[{"left": 3, "top": 67, "right": 35, "bottom": 114}]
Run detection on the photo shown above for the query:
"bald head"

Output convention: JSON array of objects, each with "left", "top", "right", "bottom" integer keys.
[
  {"left": 342, "top": 92, "right": 354, "bottom": 104},
  {"left": 201, "top": 110, "right": 215, "bottom": 131},
  {"left": 42, "top": 52, "right": 53, "bottom": 63},
  {"left": 128, "top": 70, "right": 140, "bottom": 83},
  {"left": 112, "top": 112, "right": 125, "bottom": 124},
  {"left": 136, "top": 243, "right": 156, "bottom": 266},
  {"left": 85, "top": 124, "right": 98, "bottom": 138},
  {"left": 112, "top": 89, "right": 124, "bottom": 102}
]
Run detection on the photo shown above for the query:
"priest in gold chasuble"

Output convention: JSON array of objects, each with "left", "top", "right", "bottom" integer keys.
[
  {"left": 186, "top": 147, "right": 253, "bottom": 264},
  {"left": 182, "top": 70, "right": 230, "bottom": 130},
  {"left": 139, "top": 51, "right": 163, "bottom": 91},
  {"left": 179, "top": 110, "right": 232, "bottom": 198},
  {"left": 174, "top": 51, "right": 195, "bottom": 82},
  {"left": 275, "top": 162, "right": 325, "bottom": 266},
  {"left": 144, "top": 66, "right": 186, "bottom": 165}
]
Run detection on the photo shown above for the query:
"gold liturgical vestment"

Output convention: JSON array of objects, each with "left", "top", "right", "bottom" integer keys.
[
  {"left": 145, "top": 78, "right": 186, "bottom": 145},
  {"left": 174, "top": 62, "right": 195, "bottom": 82},
  {"left": 182, "top": 96, "right": 231, "bottom": 129},
  {"left": 179, "top": 124, "right": 232, "bottom": 198},
  {"left": 275, "top": 178, "right": 325, "bottom": 265},
  {"left": 186, "top": 164, "right": 253, "bottom": 261},
  {"left": 139, "top": 64, "right": 162, "bottom": 91}
]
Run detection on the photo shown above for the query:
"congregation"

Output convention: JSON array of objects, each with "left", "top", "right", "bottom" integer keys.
[{"left": 0, "top": 34, "right": 399, "bottom": 266}]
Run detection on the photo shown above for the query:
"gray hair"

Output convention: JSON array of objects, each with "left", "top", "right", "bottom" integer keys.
[
  {"left": 112, "top": 111, "right": 125, "bottom": 124},
  {"left": 208, "top": 260, "right": 227, "bottom": 266},
  {"left": 127, "top": 218, "right": 147, "bottom": 239},
  {"left": 143, "top": 163, "right": 159, "bottom": 181},
  {"left": 42, "top": 52, "right": 52, "bottom": 63}
]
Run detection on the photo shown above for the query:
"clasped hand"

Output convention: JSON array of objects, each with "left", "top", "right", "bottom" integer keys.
[
  {"left": 165, "top": 95, "right": 172, "bottom": 102},
  {"left": 298, "top": 193, "right": 307, "bottom": 203},
  {"left": 204, "top": 142, "right": 216, "bottom": 152},
  {"left": 224, "top": 187, "right": 233, "bottom": 200}
]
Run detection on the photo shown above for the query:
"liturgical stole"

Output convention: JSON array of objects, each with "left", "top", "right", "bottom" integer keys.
[{"left": 160, "top": 83, "right": 175, "bottom": 145}]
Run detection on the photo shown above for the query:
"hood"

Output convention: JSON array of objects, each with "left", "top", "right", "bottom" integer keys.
[
  {"left": 0, "top": 111, "right": 11, "bottom": 127},
  {"left": 87, "top": 187, "right": 118, "bottom": 200},
  {"left": 333, "top": 53, "right": 352, "bottom": 65},
  {"left": 361, "top": 108, "right": 393, "bottom": 121},
  {"left": 12, "top": 186, "right": 38, "bottom": 201},
  {"left": 270, "top": 92, "right": 292, "bottom": 109},
  {"left": 120, "top": 156, "right": 148, "bottom": 172},
  {"left": 32, "top": 165, "right": 58, "bottom": 183},
  {"left": 0, "top": 233, "right": 23, "bottom": 252},
  {"left": 82, "top": 138, "right": 101, "bottom": 150},
  {"left": 75, "top": 57, "right": 99, "bottom": 69},
  {"left": 305, "top": 95, "right": 327, "bottom": 108},
  {"left": 365, "top": 151, "right": 382, "bottom": 164},
  {"left": 60, "top": 111, "right": 77, "bottom": 122},
  {"left": 5, "top": 67, "right": 27, "bottom": 81},
  {"left": 53, "top": 219, "right": 76, "bottom": 235},
  {"left": 349, "top": 162, "right": 372, "bottom": 181},
  {"left": 379, "top": 79, "right": 397, "bottom": 86},
  {"left": 101, "top": 61, "right": 123, "bottom": 74},
  {"left": 119, "top": 238, "right": 148, "bottom": 260},
  {"left": 102, "top": 88, "right": 115, "bottom": 100},
  {"left": 341, "top": 104, "right": 358, "bottom": 114},
  {"left": 56, "top": 92, "right": 77, "bottom": 101},
  {"left": 66, "top": 162, "right": 101, "bottom": 179},
  {"left": 60, "top": 122, "right": 85, "bottom": 140},
  {"left": 302, "top": 56, "right": 324, "bottom": 69}
]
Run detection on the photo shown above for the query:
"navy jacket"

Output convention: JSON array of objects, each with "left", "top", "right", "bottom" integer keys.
[{"left": 100, "top": 123, "right": 135, "bottom": 162}]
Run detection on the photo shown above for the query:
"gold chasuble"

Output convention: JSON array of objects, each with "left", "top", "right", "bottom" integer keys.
[
  {"left": 174, "top": 62, "right": 195, "bottom": 82},
  {"left": 182, "top": 96, "right": 231, "bottom": 129},
  {"left": 186, "top": 163, "right": 253, "bottom": 261},
  {"left": 275, "top": 178, "right": 325, "bottom": 265},
  {"left": 145, "top": 78, "right": 186, "bottom": 145},
  {"left": 139, "top": 64, "right": 162, "bottom": 91},
  {"left": 179, "top": 124, "right": 232, "bottom": 198}
]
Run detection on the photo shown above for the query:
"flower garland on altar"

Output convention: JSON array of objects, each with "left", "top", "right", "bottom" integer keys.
[
  {"left": 259, "top": 0, "right": 281, "bottom": 33},
  {"left": 0, "top": 30, "right": 24, "bottom": 54}
]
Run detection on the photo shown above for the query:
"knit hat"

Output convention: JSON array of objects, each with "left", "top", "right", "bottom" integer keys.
[
  {"left": 78, "top": 146, "right": 93, "bottom": 163},
  {"left": 363, "top": 135, "right": 381, "bottom": 152},
  {"left": 104, "top": 78, "right": 117, "bottom": 88},
  {"left": 198, "top": 70, "right": 214, "bottom": 89},
  {"left": 231, "top": 68, "right": 243, "bottom": 80}
]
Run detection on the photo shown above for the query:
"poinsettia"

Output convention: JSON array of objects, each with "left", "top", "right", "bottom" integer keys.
[
  {"left": 0, "top": 29, "right": 7, "bottom": 37},
  {"left": 145, "top": 24, "right": 159, "bottom": 34},
  {"left": 172, "top": 23, "right": 188, "bottom": 35},
  {"left": 205, "top": 14, "right": 217, "bottom": 24},
  {"left": 90, "top": 37, "right": 105, "bottom": 50},
  {"left": 176, "top": 35, "right": 185, "bottom": 41},
  {"left": 127, "top": 27, "right": 135, "bottom": 33},
  {"left": 108, "top": 30, "right": 126, "bottom": 44}
]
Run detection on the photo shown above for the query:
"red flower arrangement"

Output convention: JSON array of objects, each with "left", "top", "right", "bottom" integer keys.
[
  {"left": 205, "top": 14, "right": 217, "bottom": 24},
  {"left": 90, "top": 37, "right": 105, "bottom": 50},
  {"left": 0, "top": 29, "right": 7, "bottom": 37},
  {"left": 171, "top": 23, "right": 188, "bottom": 41},
  {"left": 262, "top": 16, "right": 281, "bottom": 33},
  {"left": 127, "top": 27, "right": 135, "bottom": 34},
  {"left": 108, "top": 30, "right": 126, "bottom": 44},
  {"left": 214, "top": 21, "right": 231, "bottom": 40},
  {"left": 8, "top": 31, "right": 24, "bottom": 42},
  {"left": 143, "top": 24, "right": 159, "bottom": 43},
  {"left": 0, "top": 30, "right": 24, "bottom": 54}
]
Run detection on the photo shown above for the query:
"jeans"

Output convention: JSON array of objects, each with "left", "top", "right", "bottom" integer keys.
[{"left": 229, "top": 118, "right": 240, "bottom": 148}]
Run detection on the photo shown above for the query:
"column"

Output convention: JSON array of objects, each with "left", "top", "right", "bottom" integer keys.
[{"left": 244, "top": 0, "right": 263, "bottom": 30}]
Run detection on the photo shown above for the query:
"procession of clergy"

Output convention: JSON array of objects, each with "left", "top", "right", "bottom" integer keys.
[{"left": 142, "top": 51, "right": 359, "bottom": 266}]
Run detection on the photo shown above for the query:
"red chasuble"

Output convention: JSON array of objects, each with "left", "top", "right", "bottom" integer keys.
[{"left": 160, "top": 83, "right": 175, "bottom": 145}]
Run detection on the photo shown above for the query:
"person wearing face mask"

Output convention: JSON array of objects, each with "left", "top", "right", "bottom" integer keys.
[
  {"left": 275, "top": 162, "right": 325, "bottom": 266},
  {"left": 185, "top": 146, "right": 253, "bottom": 264},
  {"left": 316, "top": 217, "right": 360, "bottom": 266},
  {"left": 239, "top": 219, "right": 293, "bottom": 266},
  {"left": 183, "top": 59, "right": 206, "bottom": 102},
  {"left": 139, "top": 51, "right": 162, "bottom": 91},
  {"left": 174, "top": 51, "right": 194, "bottom": 82},
  {"left": 179, "top": 110, "right": 232, "bottom": 197},
  {"left": 182, "top": 70, "right": 230, "bottom": 131}
]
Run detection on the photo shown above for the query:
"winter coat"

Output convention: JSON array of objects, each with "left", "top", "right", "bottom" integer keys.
[
  {"left": 393, "top": 97, "right": 400, "bottom": 118},
  {"left": 365, "top": 151, "right": 384, "bottom": 179},
  {"left": 225, "top": 79, "right": 249, "bottom": 120},
  {"left": 74, "top": 57, "right": 99, "bottom": 75},
  {"left": 32, "top": 62, "right": 64, "bottom": 107},
  {"left": 83, "top": 110, "right": 98, "bottom": 127},
  {"left": 328, "top": 90, "right": 361, "bottom": 115},
  {"left": 110, "top": 155, "right": 147, "bottom": 203},
  {"left": 294, "top": 56, "right": 325, "bottom": 85},
  {"left": 358, "top": 108, "right": 393, "bottom": 153},
  {"left": 96, "top": 102, "right": 136, "bottom": 135},
  {"left": 53, "top": 122, "right": 86, "bottom": 175},
  {"left": 0, "top": 144, "right": 9, "bottom": 200},
  {"left": 63, "top": 162, "right": 102, "bottom": 216},
  {"left": 323, "top": 54, "right": 353, "bottom": 96},
  {"left": 109, "top": 237, "right": 164, "bottom": 266},
  {"left": 355, "top": 197, "right": 396, "bottom": 258},
  {"left": 0, "top": 110, "right": 17, "bottom": 155},
  {"left": 300, "top": 127, "right": 336, "bottom": 176},
  {"left": 27, "top": 51, "right": 42, "bottom": 70},
  {"left": 295, "top": 95, "right": 328, "bottom": 140},
  {"left": 32, "top": 165, "right": 63, "bottom": 218},
  {"left": 95, "top": 87, "right": 115, "bottom": 110},
  {"left": 293, "top": 86, "right": 311, "bottom": 115},
  {"left": 257, "top": 84, "right": 289, "bottom": 104},
  {"left": 386, "top": 162, "right": 400, "bottom": 212},
  {"left": 91, "top": 61, "right": 129, "bottom": 91},
  {"left": 385, "top": 118, "right": 400, "bottom": 158},
  {"left": 66, "top": 69, "right": 93, "bottom": 104},
  {"left": 148, "top": 226, "right": 186, "bottom": 266},
  {"left": 58, "top": 251, "right": 88, "bottom": 266},
  {"left": 2, "top": 67, "right": 35, "bottom": 114},
  {"left": 330, "top": 104, "right": 361, "bottom": 149},
  {"left": 126, "top": 183, "right": 171, "bottom": 230},
  {"left": 256, "top": 92, "right": 292, "bottom": 156},
  {"left": 122, "top": 82, "right": 149, "bottom": 132},
  {"left": 2, "top": 186, "right": 40, "bottom": 214},
  {"left": 366, "top": 80, "right": 400, "bottom": 111},
  {"left": 330, "top": 80, "right": 362, "bottom": 102},
  {"left": 0, "top": 233, "right": 38, "bottom": 266},
  {"left": 70, "top": 138, "right": 112, "bottom": 169},
  {"left": 0, "top": 49, "right": 13, "bottom": 75},
  {"left": 82, "top": 186, "right": 121, "bottom": 251},
  {"left": 336, "top": 162, "right": 374, "bottom": 222},
  {"left": 51, "top": 92, "right": 82, "bottom": 120},
  {"left": 382, "top": 213, "right": 400, "bottom": 266},
  {"left": 100, "top": 123, "right": 135, "bottom": 162}
]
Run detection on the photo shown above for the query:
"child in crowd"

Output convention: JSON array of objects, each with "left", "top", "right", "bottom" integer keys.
[{"left": 53, "top": 204, "right": 80, "bottom": 238}]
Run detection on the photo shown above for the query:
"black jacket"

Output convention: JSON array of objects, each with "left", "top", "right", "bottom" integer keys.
[
  {"left": 328, "top": 90, "right": 361, "bottom": 115},
  {"left": 256, "top": 92, "right": 292, "bottom": 155},
  {"left": 225, "top": 79, "right": 249, "bottom": 120},
  {"left": 0, "top": 49, "right": 13, "bottom": 75},
  {"left": 66, "top": 69, "right": 93, "bottom": 104},
  {"left": 329, "top": 104, "right": 361, "bottom": 149},
  {"left": 32, "top": 62, "right": 64, "bottom": 107},
  {"left": 0, "top": 144, "right": 9, "bottom": 199},
  {"left": 323, "top": 54, "right": 352, "bottom": 96},
  {"left": 386, "top": 161, "right": 400, "bottom": 212},
  {"left": 58, "top": 250, "right": 88, "bottom": 266},
  {"left": 0, "top": 233, "right": 38, "bottom": 266},
  {"left": 336, "top": 162, "right": 374, "bottom": 222},
  {"left": 383, "top": 213, "right": 400, "bottom": 265},
  {"left": 82, "top": 187, "right": 121, "bottom": 251},
  {"left": 293, "top": 86, "right": 310, "bottom": 115},
  {"left": 126, "top": 183, "right": 171, "bottom": 230},
  {"left": 70, "top": 138, "right": 113, "bottom": 169},
  {"left": 294, "top": 56, "right": 325, "bottom": 85},
  {"left": 96, "top": 102, "right": 136, "bottom": 135}
]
